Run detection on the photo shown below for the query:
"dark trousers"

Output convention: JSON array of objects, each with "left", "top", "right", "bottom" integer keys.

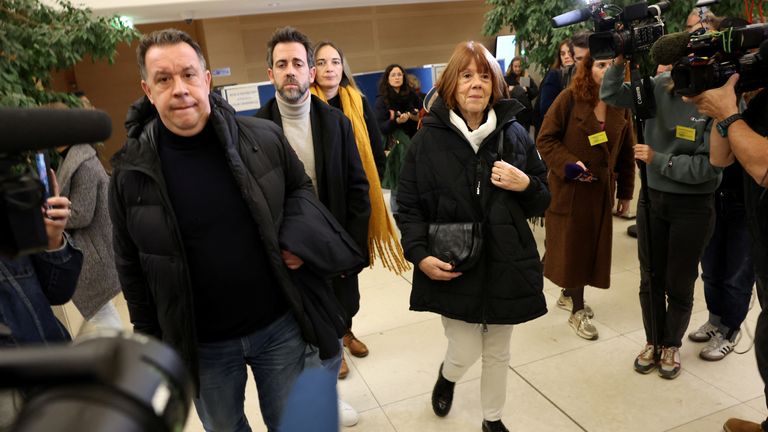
[
  {"left": 637, "top": 188, "right": 715, "bottom": 348},
  {"left": 701, "top": 192, "right": 755, "bottom": 335},
  {"left": 752, "top": 240, "right": 768, "bottom": 429},
  {"left": 332, "top": 275, "right": 360, "bottom": 329}
]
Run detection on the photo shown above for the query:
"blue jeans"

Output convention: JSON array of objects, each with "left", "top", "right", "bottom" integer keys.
[
  {"left": 701, "top": 191, "right": 755, "bottom": 336},
  {"left": 193, "top": 313, "right": 306, "bottom": 432},
  {"left": 305, "top": 339, "right": 343, "bottom": 376}
]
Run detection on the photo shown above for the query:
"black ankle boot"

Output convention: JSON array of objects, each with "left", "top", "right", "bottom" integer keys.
[
  {"left": 431, "top": 363, "right": 455, "bottom": 417},
  {"left": 482, "top": 419, "right": 509, "bottom": 432}
]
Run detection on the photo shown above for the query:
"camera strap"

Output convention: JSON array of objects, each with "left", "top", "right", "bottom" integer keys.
[{"left": 629, "top": 66, "right": 657, "bottom": 120}]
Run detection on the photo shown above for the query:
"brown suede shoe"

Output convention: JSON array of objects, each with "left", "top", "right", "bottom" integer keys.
[
  {"left": 724, "top": 418, "right": 764, "bottom": 432},
  {"left": 339, "top": 353, "right": 349, "bottom": 379},
  {"left": 343, "top": 330, "right": 369, "bottom": 358}
]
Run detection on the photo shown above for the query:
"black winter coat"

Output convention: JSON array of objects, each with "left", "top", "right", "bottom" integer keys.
[
  {"left": 279, "top": 188, "right": 367, "bottom": 360},
  {"left": 374, "top": 91, "right": 421, "bottom": 138},
  {"left": 109, "top": 94, "right": 316, "bottom": 391},
  {"left": 256, "top": 96, "right": 371, "bottom": 323},
  {"left": 396, "top": 97, "right": 550, "bottom": 325},
  {"left": 256, "top": 96, "right": 370, "bottom": 259}
]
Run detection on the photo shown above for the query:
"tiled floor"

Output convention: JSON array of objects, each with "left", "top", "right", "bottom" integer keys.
[{"left": 96, "top": 191, "right": 767, "bottom": 432}]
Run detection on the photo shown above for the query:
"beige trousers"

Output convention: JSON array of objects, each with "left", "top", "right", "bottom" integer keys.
[{"left": 441, "top": 316, "right": 514, "bottom": 421}]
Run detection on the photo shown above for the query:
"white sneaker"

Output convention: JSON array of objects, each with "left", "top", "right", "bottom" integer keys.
[
  {"left": 687, "top": 321, "right": 718, "bottom": 342},
  {"left": 76, "top": 300, "right": 124, "bottom": 338},
  {"left": 339, "top": 399, "right": 359, "bottom": 427},
  {"left": 700, "top": 332, "right": 736, "bottom": 361}
]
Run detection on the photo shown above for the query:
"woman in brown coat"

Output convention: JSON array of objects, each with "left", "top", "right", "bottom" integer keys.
[{"left": 537, "top": 53, "right": 635, "bottom": 340}]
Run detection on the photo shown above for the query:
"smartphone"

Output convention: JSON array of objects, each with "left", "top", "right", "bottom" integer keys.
[{"left": 35, "top": 152, "right": 51, "bottom": 200}]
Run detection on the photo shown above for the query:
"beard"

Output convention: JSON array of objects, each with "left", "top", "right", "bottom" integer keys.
[{"left": 277, "top": 77, "right": 309, "bottom": 104}]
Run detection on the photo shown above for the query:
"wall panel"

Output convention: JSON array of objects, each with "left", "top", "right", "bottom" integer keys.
[{"left": 72, "top": 1, "right": 494, "bottom": 165}]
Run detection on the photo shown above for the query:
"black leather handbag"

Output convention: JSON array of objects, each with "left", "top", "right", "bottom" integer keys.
[
  {"left": 425, "top": 131, "right": 504, "bottom": 272},
  {"left": 427, "top": 222, "right": 484, "bottom": 272}
]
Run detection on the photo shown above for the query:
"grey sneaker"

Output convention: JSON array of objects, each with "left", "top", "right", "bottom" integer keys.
[
  {"left": 557, "top": 290, "right": 594, "bottom": 318},
  {"left": 700, "top": 332, "right": 736, "bottom": 361},
  {"left": 688, "top": 321, "right": 719, "bottom": 342},
  {"left": 634, "top": 343, "right": 658, "bottom": 374},
  {"left": 568, "top": 309, "right": 598, "bottom": 340},
  {"left": 659, "top": 346, "right": 681, "bottom": 379}
]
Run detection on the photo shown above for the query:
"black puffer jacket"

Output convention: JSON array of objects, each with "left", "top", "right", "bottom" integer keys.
[
  {"left": 395, "top": 97, "right": 550, "bottom": 325},
  {"left": 109, "top": 94, "right": 315, "bottom": 390}
]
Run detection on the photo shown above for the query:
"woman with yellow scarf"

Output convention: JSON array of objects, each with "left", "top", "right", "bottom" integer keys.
[{"left": 310, "top": 41, "right": 410, "bottom": 373}]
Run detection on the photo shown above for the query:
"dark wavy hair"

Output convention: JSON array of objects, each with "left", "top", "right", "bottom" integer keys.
[
  {"left": 378, "top": 64, "right": 415, "bottom": 106},
  {"left": 552, "top": 38, "right": 573, "bottom": 69},
  {"left": 569, "top": 53, "right": 599, "bottom": 105}
]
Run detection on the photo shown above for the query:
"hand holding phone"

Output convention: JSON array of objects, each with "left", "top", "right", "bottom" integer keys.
[
  {"left": 40, "top": 170, "right": 71, "bottom": 249},
  {"left": 35, "top": 152, "right": 51, "bottom": 200}
]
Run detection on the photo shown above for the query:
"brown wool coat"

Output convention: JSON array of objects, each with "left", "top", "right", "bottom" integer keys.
[{"left": 536, "top": 88, "right": 635, "bottom": 288}]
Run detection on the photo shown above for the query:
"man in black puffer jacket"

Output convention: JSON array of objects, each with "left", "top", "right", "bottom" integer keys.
[{"left": 109, "top": 29, "right": 318, "bottom": 432}]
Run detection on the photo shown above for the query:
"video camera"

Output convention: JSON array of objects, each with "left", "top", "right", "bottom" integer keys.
[
  {"left": 551, "top": 0, "right": 670, "bottom": 60},
  {"left": 668, "top": 23, "right": 768, "bottom": 96},
  {"left": 0, "top": 107, "right": 194, "bottom": 431},
  {"left": 0, "top": 332, "right": 192, "bottom": 432},
  {"left": 0, "top": 107, "right": 111, "bottom": 257}
]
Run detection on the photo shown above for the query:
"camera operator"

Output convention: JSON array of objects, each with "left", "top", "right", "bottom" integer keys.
[
  {"left": 686, "top": 72, "right": 768, "bottom": 432},
  {"left": 680, "top": 17, "right": 755, "bottom": 366},
  {"left": 600, "top": 8, "right": 722, "bottom": 379},
  {"left": 685, "top": 6, "right": 716, "bottom": 34},
  {"left": 0, "top": 173, "right": 81, "bottom": 427}
]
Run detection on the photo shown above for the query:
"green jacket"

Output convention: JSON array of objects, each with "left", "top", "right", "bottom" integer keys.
[{"left": 600, "top": 65, "right": 721, "bottom": 194}]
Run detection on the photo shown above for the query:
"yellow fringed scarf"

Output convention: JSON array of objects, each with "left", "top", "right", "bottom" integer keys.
[{"left": 311, "top": 83, "right": 410, "bottom": 274}]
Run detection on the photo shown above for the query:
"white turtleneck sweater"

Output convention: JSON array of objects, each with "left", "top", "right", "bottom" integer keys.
[{"left": 276, "top": 91, "right": 317, "bottom": 192}]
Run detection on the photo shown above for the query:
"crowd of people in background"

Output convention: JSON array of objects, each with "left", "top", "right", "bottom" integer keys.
[{"left": 6, "top": 6, "right": 768, "bottom": 432}]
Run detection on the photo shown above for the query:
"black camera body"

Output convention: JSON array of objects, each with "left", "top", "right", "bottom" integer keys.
[
  {"left": 0, "top": 162, "right": 48, "bottom": 257},
  {"left": 671, "top": 24, "right": 768, "bottom": 96},
  {"left": 551, "top": 1, "right": 668, "bottom": 119},
  {"left": 0, "top": 108, "right": 193, "bottom": 432},
  {"left": 0, "top": 107, "right": 112, "bottom": 258},
  {"left": 0, "top": 333, "right": 192, "bottom": 432},
  {"left": 589, "top": 1, "right": 668, "bottom": 60},
  {"left": 551, "top": 1, "right": 669, "bottom": 60}
]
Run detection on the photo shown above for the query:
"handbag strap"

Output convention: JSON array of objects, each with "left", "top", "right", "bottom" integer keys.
[{"left": 497, "top": 125, "right": 505, "bottom": 161}]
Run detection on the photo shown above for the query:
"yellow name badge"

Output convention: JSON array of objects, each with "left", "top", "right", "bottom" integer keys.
[
  {"left": 588, "top": 131, "right": 608, "bottom": 146},
  {"left": 676, "top": 125, "right": 697, "bottom": 141}
]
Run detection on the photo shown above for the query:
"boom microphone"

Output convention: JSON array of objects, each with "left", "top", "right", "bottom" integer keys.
[
  {"left": 650, "top": 31, "right": 691, "bottom": 65},
  {"left": 551, "top": 8, "right": 592, "bottom": 28},
  {"left": 729, "top": 23, "right": 768, "bottom": 53},
  {"left": 0, "top": 108, "right": 112, "bottom": 153},
  {"left": 648, "top": 0, "right": 671, "bottom": 16}
]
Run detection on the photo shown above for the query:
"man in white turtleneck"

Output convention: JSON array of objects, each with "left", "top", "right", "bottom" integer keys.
[{"left": 256, "top": 26, "right": 370, "bottom": 428}]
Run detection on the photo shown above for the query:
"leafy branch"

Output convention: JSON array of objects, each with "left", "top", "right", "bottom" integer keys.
[{"left": 0, "top": 0, "right": 140, "bottom": 107}]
